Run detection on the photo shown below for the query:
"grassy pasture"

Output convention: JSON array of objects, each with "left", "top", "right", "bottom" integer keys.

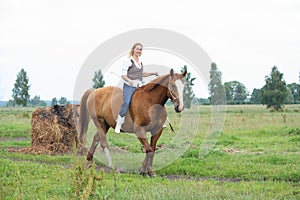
[{"left": 0, "top": 105, "right": 299, "bottom": 199}]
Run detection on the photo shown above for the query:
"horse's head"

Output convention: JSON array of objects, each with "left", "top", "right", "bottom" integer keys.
[{"left": 167, "top": 69, "right": 187, "bottom": 113}]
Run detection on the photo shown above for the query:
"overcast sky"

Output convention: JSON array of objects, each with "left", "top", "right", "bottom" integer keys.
[{"left": 1, "top": 0, "right": 299, "bottom": 101}]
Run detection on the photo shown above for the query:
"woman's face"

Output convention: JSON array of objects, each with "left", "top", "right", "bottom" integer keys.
[{"left": 133, "top": 45, "right": 143, "bottom": 57}]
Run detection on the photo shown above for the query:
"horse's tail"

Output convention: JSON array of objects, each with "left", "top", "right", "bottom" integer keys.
[{"left": 79, "top": 88, "right": 93, "bottom": 143}]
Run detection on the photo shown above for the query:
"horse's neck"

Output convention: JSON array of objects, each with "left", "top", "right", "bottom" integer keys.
[{"left": 146, "top": 77, "right": 169, "bottom": 105}]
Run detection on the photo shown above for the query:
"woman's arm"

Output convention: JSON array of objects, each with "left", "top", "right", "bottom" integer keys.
[
  {"left": 121, "top": 75, "right": 134, "bottom": 86},
  {"left": 142, "top": 72, "right": 158, "bottom": 77}
]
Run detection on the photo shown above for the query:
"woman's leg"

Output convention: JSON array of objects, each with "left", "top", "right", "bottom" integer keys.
[
  {"left": 115, "top": 84, "right": 137, "bottom": 133},
  {"left": 119, "top": 84, "right": 137, "bottom": 117}
]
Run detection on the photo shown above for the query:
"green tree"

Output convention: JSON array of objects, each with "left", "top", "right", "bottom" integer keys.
[
  {"left": 58, "top": 97, "right": 69, "bottom": 105},
  {"left": 51, "top": 97, "right": 58, "bottom": 106},
  {"left": 250, "top": 88, "right": 261, "bottom": 104},
  {"left": 285, "top": 87, "right": 294, "bottom": 104},
  {"left": 12, "top": 69, "right": 30, "bottom": 107},
  {"left": 208, "top": 62, "right": 225, "bottom": 105},
  {"left": 30, "top": 95, "right": 47, "bottom": 107},
  {"left": 234, "top": 82, "right": 247, "bottom": 104},
  {"left": 92, "top": 69, "right": 105, "bottom": 89},
  {"left": 181, "top": 65, "right": 195, "bottom": 109},
  {"left": 224, "top": 82, "right": 233, "bottom": 104},
  {"left": 224, "top": 81, "right": 247, "bottom": 104},
  {"left": 6, "top": 99, "right": 16, "bottom": 107},
  {"left": 259, "top": 66, "right": 287, "bottom": 111},
  {"left": 287, "top": 83, "right": 300, "bottom": 104}
]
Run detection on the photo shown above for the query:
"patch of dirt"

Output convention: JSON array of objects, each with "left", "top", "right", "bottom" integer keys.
[
  {"left": 223, "top": 147, "right": 242, "bottom": 154},
  {"left": 223, "top": 147, "right": 264, "bottom": 155},
  {"left": 162, "top": 174, "right": 244, "bottom": 182},
  {"left": 1, "top": 137, "right": 29, "bottom": 141},
  {"left": 109, "top": 146, "right": 130, "bottom": 154},
  {"left": 140, "top": 144, "right": 167, "bottom": 153}
]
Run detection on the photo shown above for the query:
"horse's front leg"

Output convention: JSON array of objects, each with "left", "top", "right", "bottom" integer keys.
[
  {"left": 147, "top": 129, "right": 163, "bottom": 177},
  {"left": 136, "top": 132, "right": 152, "bottom": 176}
]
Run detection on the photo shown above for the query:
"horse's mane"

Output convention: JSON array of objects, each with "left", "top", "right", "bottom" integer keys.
[{"left": 141, "top": 74, "right": 169, "bottom": 93}]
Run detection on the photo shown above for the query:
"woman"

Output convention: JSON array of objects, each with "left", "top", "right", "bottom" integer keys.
[{"left": 115, "top": 43, "right": 158, "bottom": 133}]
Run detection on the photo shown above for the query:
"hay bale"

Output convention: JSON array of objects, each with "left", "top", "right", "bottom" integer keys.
[{"left": 14, "top": 104, "right": 86, "bottom": 155}]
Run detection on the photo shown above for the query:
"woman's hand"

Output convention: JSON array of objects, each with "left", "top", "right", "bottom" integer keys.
[
  {"left": 152, "top": 72, "right": 159, "bottom": 76},
  {"left": 129, "top": 80, "right": 134, "bottom": 86}
]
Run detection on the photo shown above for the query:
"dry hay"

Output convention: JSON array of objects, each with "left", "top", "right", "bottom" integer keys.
[{"left": 12, "top": 104, "right": 87, "bottom": 155}]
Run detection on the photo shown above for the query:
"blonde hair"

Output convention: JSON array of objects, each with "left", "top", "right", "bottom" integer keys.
[{"left": 129, "top": 43, "right": 143, "bottom": 57}]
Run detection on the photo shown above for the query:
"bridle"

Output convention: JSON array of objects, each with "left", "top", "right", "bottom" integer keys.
[{"left": 168, "top": 77, "right": 180, "bottom": 102}]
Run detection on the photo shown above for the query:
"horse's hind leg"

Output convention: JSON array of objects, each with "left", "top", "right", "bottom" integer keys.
[
  {"left": 87, "top": 132, "right": 101, "bottom": 166},
  {"left": 96, "top": 118, "right": 112, "bottom": 167},
  {"left": 91, "top": 117, "right": 112, "bottom": 167}
]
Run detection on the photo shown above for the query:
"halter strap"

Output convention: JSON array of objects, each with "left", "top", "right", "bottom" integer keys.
[{"left": 168, "top": 77, "right": 179, "bottom": 102}]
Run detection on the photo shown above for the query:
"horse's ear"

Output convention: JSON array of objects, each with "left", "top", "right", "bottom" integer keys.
[
  {"left": 182, "top": 70, "right": 187, "bottom": 77},
  {"left": 170, "top": 68, "right": 174, "bottom": 78}
]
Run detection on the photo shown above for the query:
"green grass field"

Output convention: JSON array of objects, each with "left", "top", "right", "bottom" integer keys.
[{"left": 0, "top": 105, "right": 299, "bottom": 199}]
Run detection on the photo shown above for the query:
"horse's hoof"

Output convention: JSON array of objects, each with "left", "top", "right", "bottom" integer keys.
[
  {"left": 140, "top": 172, "right": 147, "bottom": 176},
  {"left": 148, "top": 171, "right": 156, "bottom": 178},
  {"left": 87, "top": 160, "right": 93, "bottom": 168},
  {"left": 139, "top": 167, "right": 146, "bottom": 176}
]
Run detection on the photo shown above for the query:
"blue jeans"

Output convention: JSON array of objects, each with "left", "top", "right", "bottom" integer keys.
[{"left": 119, "top": 84, "right": 137, "bottom": 117}]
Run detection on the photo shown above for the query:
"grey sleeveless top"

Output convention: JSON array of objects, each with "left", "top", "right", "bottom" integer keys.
[{"left": 127, "top": 60, "right": 143, "bottom": 81}]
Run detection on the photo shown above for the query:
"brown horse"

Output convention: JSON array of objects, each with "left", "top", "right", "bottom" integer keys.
[{"left": 79, "top": 69, "right": 187, "bottom": 176}]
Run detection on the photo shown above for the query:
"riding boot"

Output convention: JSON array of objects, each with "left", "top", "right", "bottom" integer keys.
[{"left": 115, "top": 115, "right": 124, "bottom": 134}]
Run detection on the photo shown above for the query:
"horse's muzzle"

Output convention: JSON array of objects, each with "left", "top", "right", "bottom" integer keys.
[{"left": 175, "top": 104, "right": 184, "bottom": 113}]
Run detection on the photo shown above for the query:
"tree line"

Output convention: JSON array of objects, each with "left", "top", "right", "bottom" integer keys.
[
  {"left": 7, "top": 69, "right": 70, "bottom": 107},
  {"left": 7, "top": 65, "right": 300, "bottom": 111},
  {"left": 6, "top": 66, "right": 195, "bottom": 109},
  {"left": 209, "top": 63, "right": 300, "bottom": 111}
]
